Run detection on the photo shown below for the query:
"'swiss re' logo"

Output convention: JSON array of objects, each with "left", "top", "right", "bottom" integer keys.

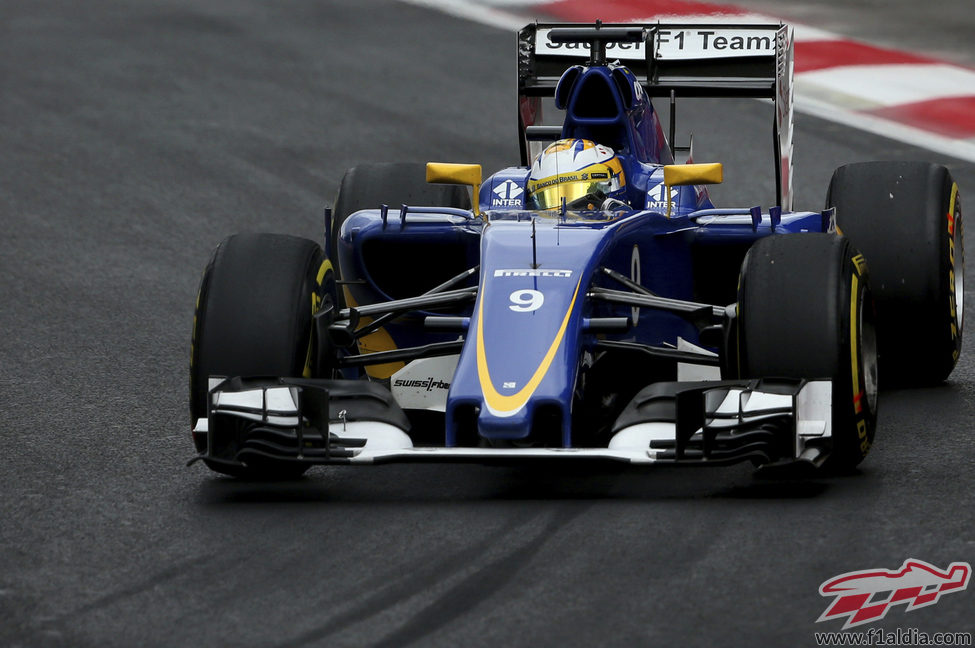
[{"left": 392, "top": 377, "right": 450, "bottom": 392}]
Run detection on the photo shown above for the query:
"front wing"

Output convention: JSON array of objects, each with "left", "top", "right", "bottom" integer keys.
[{"left": 189, "top": 377, "right": 833, "bottom": 469}]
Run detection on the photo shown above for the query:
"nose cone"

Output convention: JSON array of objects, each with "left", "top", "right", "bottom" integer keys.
[{"left": 445, "top": 219, "right": 615, "bottom": 447}]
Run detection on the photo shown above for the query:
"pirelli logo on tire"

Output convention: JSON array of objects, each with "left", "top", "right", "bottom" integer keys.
[
  {"left": 850, "top": 253, "right": 867, "bottom": 416},
  {"left": 849, "top": 251, "right": 873, "bottom": 457},
  {"left": 947, "top": 183, "right": 962, "bottom": 361}
]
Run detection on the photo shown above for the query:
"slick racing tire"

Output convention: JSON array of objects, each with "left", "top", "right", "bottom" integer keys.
[
  {"left": 826, "top": 162, "right": 963, "bottom": 385},
  {"left": 330, "top": 162, "right": 471, "bottom": 304},
  {"left": 737, "top": 234, "right": 878, "bottom": 472},
  {"left": 190, "top": 233, "right": 335, "bottom": 479}
]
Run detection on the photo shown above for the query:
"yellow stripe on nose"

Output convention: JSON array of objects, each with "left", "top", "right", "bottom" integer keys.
[{"left": 475, "top": 278, "right": 582, "bottom": 416}]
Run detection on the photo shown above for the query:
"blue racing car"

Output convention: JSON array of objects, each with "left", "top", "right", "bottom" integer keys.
[{"left": 189, "top": 23, "right": 963, "bottom": 478}]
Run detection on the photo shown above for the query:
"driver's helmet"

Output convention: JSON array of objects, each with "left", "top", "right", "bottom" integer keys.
[{"left": 526, "top": 139, "right": 627, "bottom": 210}]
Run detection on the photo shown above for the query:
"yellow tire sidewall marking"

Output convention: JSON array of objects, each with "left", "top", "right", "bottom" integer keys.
[{"left": 304, "top": 258, "right": 334, "bottom": 378}]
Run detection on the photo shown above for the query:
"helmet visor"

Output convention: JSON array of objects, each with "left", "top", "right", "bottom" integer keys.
[{"left": 530, "top": 176, "right": 622, "bottom": 210}]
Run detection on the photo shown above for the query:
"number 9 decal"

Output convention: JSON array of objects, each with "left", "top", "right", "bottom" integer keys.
[{"left": 509, "top": 289, "right": 544, "bottom": 312}]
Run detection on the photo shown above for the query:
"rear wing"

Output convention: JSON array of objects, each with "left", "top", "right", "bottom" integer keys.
[{"left": 517, "top": 22, "right": 795, "bottom": 209}]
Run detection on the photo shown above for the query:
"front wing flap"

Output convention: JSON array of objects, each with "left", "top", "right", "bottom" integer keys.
[{"left": 612, "top": 379, "right": 832, "bottom": 466}]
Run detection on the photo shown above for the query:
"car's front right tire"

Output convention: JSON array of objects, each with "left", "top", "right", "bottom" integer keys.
[{"left": 190, "top": 233, "right": 333, "bottom": 479}]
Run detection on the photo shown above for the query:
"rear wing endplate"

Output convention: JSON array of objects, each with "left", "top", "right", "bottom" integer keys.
[{"left": 517, "top": 22, "right": 794, "bottom": 209}]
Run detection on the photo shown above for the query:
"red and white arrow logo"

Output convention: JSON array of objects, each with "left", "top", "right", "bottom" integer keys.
[{"left": 817, "top": 559, "right": 970, "bottom": 629}]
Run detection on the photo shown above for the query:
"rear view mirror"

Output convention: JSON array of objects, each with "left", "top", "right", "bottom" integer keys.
[
  {"left": 663, "top": 163, "right": 723, "bottom": 187},
  {"left": 426, "top": 162, "right": 483, "bottom": 216},
  {"left": 662, "top": 163, "right": 723, "bottom": 217}
]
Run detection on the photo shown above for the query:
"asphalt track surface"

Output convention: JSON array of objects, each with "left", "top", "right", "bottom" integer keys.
[{"left": 1, "top": 1, "right": 974, "bottom": 647}]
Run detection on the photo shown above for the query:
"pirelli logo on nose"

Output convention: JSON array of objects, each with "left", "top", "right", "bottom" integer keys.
[{"left": 494, "top": 269, "right": 573, "bottom": 278}]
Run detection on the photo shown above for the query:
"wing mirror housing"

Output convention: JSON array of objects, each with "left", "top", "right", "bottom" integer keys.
[
  {"left": 426, "top": 162, "right": 483, "bottom": 216},
  {"left": 662, "top": 163, "right": 724, "bottom": 217}
]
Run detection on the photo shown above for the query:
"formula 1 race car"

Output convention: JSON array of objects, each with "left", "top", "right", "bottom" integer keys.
[{"left": 188, "top": 23, "right": 963, "bottom": 479}]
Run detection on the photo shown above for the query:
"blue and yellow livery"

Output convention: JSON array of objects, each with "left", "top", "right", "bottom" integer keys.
[{"left": 189, "top": 22, "right": 963, "bottom": 479}]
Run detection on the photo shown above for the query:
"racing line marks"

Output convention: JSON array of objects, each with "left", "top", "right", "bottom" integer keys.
[{"left": 270, "top": 507, "right": 564, "bottom": 648}]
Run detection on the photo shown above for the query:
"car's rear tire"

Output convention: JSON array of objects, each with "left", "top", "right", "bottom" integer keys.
[
  {"left": 737, "top": 234, "right": 878, "bottom": 471},
  {"left": 330, "top": 162, "right": 471, "bottom": 294},
  {"left": 826, "top": 161, "right": 963, "bottom": 385},
  {"left": 190, "top": 233, "right": 334, "bottom": 479}
]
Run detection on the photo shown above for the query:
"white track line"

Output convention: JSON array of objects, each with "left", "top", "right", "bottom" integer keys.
[{"left": 799, "top": 64, "right": 975, "bottom": 108}]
